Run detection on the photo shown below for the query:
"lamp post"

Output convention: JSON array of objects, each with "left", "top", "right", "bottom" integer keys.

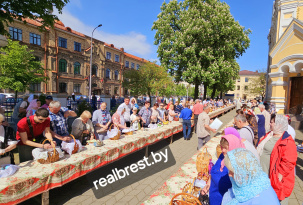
[{"left": 89, "top": 24, "right": 102, "bottom": 101}]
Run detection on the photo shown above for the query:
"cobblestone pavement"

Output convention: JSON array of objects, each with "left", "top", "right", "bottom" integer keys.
[{"left": 20, "top": 110, "right": 303, "bottom": 205}]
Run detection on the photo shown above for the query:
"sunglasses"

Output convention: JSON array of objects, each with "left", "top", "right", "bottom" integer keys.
[
  {"left": 37, "top": 118, "right": 47, "bottom": 121},
  {"left": 1, "top": 121, "right": 5, "bottom": 123}
]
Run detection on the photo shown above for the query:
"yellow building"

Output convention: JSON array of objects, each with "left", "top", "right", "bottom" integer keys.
[
  {"left": 227, "top": 70, "right": 260, "bottom": 100},
  {"left": 266, "top": 0, "right": 303, "bottom": 114}
]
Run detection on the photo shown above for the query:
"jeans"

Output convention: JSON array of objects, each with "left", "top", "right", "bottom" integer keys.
[{"left": 182, "top": 120, "right": 191, "bottom": 139}]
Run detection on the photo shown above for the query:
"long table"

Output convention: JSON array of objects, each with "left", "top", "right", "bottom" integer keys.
[
  {"left": 142, "top": 120, "right": 234, "bottom": 205},
  {"left": 0, "top": 105, "right": 235, "bottom": 205}
]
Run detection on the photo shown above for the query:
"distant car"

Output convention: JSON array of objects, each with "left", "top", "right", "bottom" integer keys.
[
  {"left": 75, "top": 95, "right": 89, "bottom": 102},
  {"left": 2, "top": 97, "right": 23, "bottom": 108}
]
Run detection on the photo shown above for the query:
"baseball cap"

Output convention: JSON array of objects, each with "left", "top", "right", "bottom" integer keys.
[{"left": 46, "top": 96, "right": 53, "bottom": 100}]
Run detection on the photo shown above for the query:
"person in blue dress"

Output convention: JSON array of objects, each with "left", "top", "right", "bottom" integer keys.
[
  {"left": 201, "top": 134, "right": 245, "bottom": 205},
  {"left": 256, "top": 114, "right": 266, "bottom": 145},
  {"left": 222, "top": 148, "right": 279, "bottom": 205}
]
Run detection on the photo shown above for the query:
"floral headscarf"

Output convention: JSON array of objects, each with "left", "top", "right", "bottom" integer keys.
[
  {"left": 224, "top": 127, "right": 241, "bottom": 140},
  {"left": 224, "top": 148, "right": 270, "bottom": 205}
]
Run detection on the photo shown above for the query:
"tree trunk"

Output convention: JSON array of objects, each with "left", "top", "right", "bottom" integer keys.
[
  {"left": 194, "top": 83, "right": 199, "bottom": 100},
  {"left": 220, "top": 91, "right": 223, "bottom": 99},
  {"left": 211, "top": 84, "right": 217, "bottom": 99},
  {"left": 203, "top": 84, "right": 207, "bottom": 100}
]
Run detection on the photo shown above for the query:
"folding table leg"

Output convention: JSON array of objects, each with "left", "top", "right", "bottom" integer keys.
[
  {"left": 145, "top": 145, "right": 148, "bottom": 157},
  {"left": 42, "top": 191, "right": 49, "bottom": 205},
  {"left": 170, "top": 135, "right": 173, "bottom": 144}
]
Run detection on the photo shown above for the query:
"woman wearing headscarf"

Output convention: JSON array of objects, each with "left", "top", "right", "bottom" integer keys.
[
  {"left": 257, "top": 114, "right": 297, "bottom": 204},
  {"left": 112, "top": 107, "right": 128, "bottom": 130},
  {"left": 224, "top": 127, "right": 260, "bottom": 162},
  {"left": 222, "top": 148, "right": 279, "bottom": 205},
  {"left": 201, "top": 134, "right": 245, "bottom": 205},
  {"left": 256, "top": 114, "right": 266, "bottom": 145},
  {"left": 26, "top": 99, "right": 41, "bottom": 117}
]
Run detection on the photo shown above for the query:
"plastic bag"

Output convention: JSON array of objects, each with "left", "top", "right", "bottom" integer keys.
[
  {"left": 106, "top": 127, "right": 120, "bottom": 139},
  {"left": 0, "top": 165, "right": 19, "bottom": 178},
  {"left": 32, "top": 147, "right": 64, "bottom": 161},
  {"left": 148, "top": 124, "right": 158, "bottom": 130},
  {"left": 61, "top": 139, "right": 82, "bottom": 155},
  {"left": 122, "top": 128, "right": 134, "bottom": 133}
]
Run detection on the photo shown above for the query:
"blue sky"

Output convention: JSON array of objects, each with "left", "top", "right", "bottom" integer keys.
[{"left": 55, "top": 0, "right": 274, "bottom": 71}]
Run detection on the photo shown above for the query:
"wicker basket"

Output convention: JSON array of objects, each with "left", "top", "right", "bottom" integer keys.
[
  {"left": 109, "top": 124, "right": 121, "bottom": 140},
  {"left": 124, "top": 131, "right": 133, "bottom": 135},
  {"left": 69, "top": 134, "right": 79, "bottom": 154},
  {"left": 180, "top": 179, "right": 203, "bottom": 205},
  {"left": 196, "top": 147, "right": 212, "bottom": 176},
  {"left": 170, "top": 193, "right": 202, "bottom": 205},
  {"left": 37, "top": 139, "right": 60, "bottom": 164},
  {"left": 216, "top": 144, "right": 222, "bottom": 158}
]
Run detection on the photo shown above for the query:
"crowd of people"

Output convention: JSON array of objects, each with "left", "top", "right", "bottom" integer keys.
[
  {"left": 0, "top": 95, "right": 298, "bottom": 205},
  {"left": 198, "top": 99, "right": 297, "bottom": 205}
]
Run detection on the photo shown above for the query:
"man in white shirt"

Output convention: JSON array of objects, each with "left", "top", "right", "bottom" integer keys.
[
  {"left": 117, "top": 97, "right": 132, "bottom": 127},
  {"left": 259, "top": 104, "right": 271, "bottom": 133},
  {"left": 234, "top": 114, "right": 254, "bottom": 145}
]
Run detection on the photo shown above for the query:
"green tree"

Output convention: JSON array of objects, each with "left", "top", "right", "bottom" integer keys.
[
  {"left": 248, "top": 70, "right": 266, "bottom": 100},
  {"left": 0, "top": 0, "right": 69, "bottom": 35},
  {"left": 122, "top": 62, "right": 173, "bottom": 97},
  {"left": 0, "top": 39, "right": 48, "bottom": 98},
  {"left": 152, "top": 0, "right": 250, "bottom": 99}
]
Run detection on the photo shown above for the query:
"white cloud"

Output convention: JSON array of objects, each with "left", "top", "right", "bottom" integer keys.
[{"left": 53, "top": 9, "right": 152, "bottom": 58}]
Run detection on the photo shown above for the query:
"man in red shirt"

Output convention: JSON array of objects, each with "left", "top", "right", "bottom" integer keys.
[
  {"left": 192, "top": 99, "right": 204, "bottom": 133},
  {"left": 17, "top": 108, "right": 54, "bottom": 163}
]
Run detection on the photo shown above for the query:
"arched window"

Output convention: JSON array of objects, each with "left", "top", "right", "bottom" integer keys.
[
  {"left": 106, "top": 69, "right": 110, "bottom": 79},
  {"left": 92, "top": 64, "right": 98, "bottom": 76},
  {"left": 115, "top": 70, "right": 119, "bottom": 80},
  {"left": 74, "top": 62, "right": 81, "bottom": 74},
  {"left": 59, "top": 59, "right": 67, "bottom": 72}
]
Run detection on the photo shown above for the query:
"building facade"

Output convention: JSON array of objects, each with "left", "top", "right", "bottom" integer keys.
[
  {"left": 227, "top": 70, "right": 260, "bottom": 100},
  {"left": 5, "top": 18, "right": 147, "bottom": 97},
  {"left": 266, "top": 0, "right": 303, "bottom": 114}
]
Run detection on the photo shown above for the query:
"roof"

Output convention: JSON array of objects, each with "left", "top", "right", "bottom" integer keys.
[
  {"left": 104, "top": 43, "right": 123, "bottom": 52},
  {"left": 239, "top": 70, "right": 259, "bottom": 75},
  {"left": 124, "top": 52, "right": 149, "bottom": 62}
]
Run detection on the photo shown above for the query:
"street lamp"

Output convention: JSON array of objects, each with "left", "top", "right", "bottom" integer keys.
[{"left": 89, "top": 24, "right": 102, "bottom": 101}]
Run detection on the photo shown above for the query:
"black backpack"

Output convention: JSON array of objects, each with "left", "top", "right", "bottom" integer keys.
[{"left": 0, "top": 126, "right": 16, "bottom": 164}]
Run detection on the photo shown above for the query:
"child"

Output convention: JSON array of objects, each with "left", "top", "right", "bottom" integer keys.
[{"left": 130, "top": 107, "right": 140, "bottom": 130}]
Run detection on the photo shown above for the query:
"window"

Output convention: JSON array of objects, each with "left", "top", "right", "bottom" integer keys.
[
  {"left": 59, "top": 82, "right": 67, "bottom": 93},
  {"left": 114, "top": 87, "right": 118, "bottom": 95},
  {"left": 131, "top": 62, "right": 135, "bottom": 69},
  {"left": 74, "top": 42, "right": 81, "bottom": 52},
  {"left": 245, "top": 77, "right": 249, "bottom": 82},
  {"left": 105, "top": 87, "right": 110, "bottom": 95},
  {"left": 58, "top": 37, "right": 67, "bottom": 48},
  {"left": 106, "top": 52, "right": 111, "bottom": 60},
  {"left": 74, "top": 62, "right": 81, "bottom": 74},
  {"left": 9, "top": 27, "right": 22, "bottom": 41},
  {"left": 106, "top": 69, "right": 111, "bottom": 79},
  {"left": 125, "top": 61, "right": 129, "bottom": 68},
  {"left": 136, "top": 64, "right": 140, "bottom": 70},
  {"left": 30, "top": 33, "right": 41, "bottom": 45},
  {"left": 114, "top": 70, "right": 119, "bottom": 80},
  {"left": 74, "top": 84, "right": 81, "bottom": 93},
  {"left": 30, "top": 83, "right": 41, "bottom": 92},
  {"left": 244, "top": 86, "right": 248, "bottom": 90},
  {"left": 92, "top": 65, "right": 98, "bottom": 76},
  {"left": 237, "top": 86, "right": 240, "bottom": 90},
  {"left": 59, "top": 59, "right": 67, "bottom": 72},
  {"left": 115, "top": 54, "right": 119, "bottom": 62}
]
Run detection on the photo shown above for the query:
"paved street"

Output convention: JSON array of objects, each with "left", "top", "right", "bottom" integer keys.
[{"left": 20, "top": 110, "right": 303, "bottom": 205}]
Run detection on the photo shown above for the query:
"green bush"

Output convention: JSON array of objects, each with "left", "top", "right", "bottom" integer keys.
[
  {"left": 39, "top": 94, "right": 46, "bottom": 105},
  {"left": 77, "top": 101, "right": 92, "bottom": 117}
]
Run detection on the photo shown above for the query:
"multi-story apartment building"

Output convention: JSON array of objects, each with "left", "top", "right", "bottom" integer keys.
[
  {"left": 266, "top": 0, "right": 303, "bottom": 114},
  {"left": 4, "top": 18, "right": 148, "bottom": 97},
  {"left": 227, "top": 70, "right": 260, "bottom": 100}
]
